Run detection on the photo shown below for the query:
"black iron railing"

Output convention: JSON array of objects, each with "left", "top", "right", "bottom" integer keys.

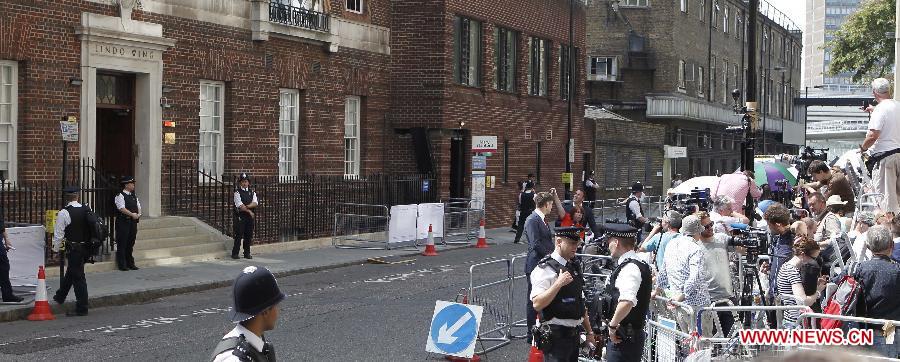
[
  {"left": 269, "top": 2, "right": 330, "bottom": 32},
  {"left": 164, "top": 159, "right": 437, "bottom": 243},
  {"left": 0, "top": 158, "right": 121, "bottom": 265}
]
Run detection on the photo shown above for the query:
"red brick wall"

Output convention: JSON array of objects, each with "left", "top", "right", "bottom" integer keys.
[
  {"left": 0, "top": 0, "right": 392, "bottom": 184},
  {"left": 391, "top": 0, "right": 588, "bottom": 228}
]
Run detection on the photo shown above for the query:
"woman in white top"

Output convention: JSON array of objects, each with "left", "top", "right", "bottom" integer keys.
[{"left": 775, "top": 236, "right": 827, "bottom": 329}]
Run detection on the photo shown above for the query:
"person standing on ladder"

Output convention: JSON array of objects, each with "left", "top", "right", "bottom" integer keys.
[
  {"left": 233, "top": 173, "right": 258, "bottom": 260},
  {"left": 114, "top": 176, "right": 141, "bottom": 271}
]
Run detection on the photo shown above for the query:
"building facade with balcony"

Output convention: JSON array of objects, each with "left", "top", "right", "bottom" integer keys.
[
  {"left": 0, "top": 0, "right": 392, "bottom": 217},
  {"left": 586, "top": 0, "right": 803, "bottom": 189}
]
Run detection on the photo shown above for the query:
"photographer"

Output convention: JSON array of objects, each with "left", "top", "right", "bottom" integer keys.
[
  {"left": 710, "top": 195, "right": 749, "bottom": 234},
  {"left": 862, "top": 78, "right": 900, "bottom": 217},
  {"left": 712, "top": 170, "right": 762, "bottom": 216},
  {"left": 639, "top": 211, "right": 682, "bottom": 271},
  {"left": 699, "top": 212, "right": 740, "bottom": 336},
  {"left": 803, "top": 160, "right": 855, "bottom": 215},
  {"left": 761, "top": 203, "right": 794, "bottom": 300}
]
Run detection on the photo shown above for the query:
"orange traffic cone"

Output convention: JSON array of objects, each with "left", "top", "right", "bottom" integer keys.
[
  {"left": 475, "top": 218, "right": 488, "bottom": 249},
  {"left": 527, "top": 317, "right": 543, "bottom": 362},
  {"left": 422, "top": 224, "right": 438, "bottom": 256},
  {"left": 27, "top": 266, "right": 55, "bottom": 321}
]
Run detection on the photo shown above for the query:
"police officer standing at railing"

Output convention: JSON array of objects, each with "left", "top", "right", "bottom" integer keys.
[
  {"left": 232, "top": 173, "right": 258, "bottom": 260},
  {"left": 530, "top": 227, "right": 595, "bottom": 362},
  {"left": 602, "top": 223, "right": 651, "bottom": 362},
  {"left": 625, "top": 182, "right": 648, "bottom": 241},
  {"left": 114, "top": 176, "right": 141, "bottom": 271}
]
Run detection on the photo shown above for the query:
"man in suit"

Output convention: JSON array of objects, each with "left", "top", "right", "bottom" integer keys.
[{"left": 524, "top": 190, "right": 558, "bottom": 341}]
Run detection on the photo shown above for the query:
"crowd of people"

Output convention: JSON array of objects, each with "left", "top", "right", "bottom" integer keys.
[{"left": 517, "top": 78, "right": 900, "bottom": 361}]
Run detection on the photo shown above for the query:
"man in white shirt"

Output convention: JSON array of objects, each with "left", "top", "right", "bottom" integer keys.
[
  {"left": 657, "top": 214, "right": 711, "bottom": 332},
  {"left": 114, "top": 177, "right": 141, "bottom": 271},
  {"left": 604, "top": 223, "right": 652, "bottom": 362},
  {"left": 51, "top": 187, "right": 96, "bottom": 316},
  {"left": 233, "top": 173, "right": 259, "bottom": 259},
  {"left": 862, "top": 78, "right": 900, "bottom": 216},
  {"left": 530, "top": 227, "right": 596, "bottom": 361},
  {"left": 211, "top": 265, "right": 284, "bottom": 362}
]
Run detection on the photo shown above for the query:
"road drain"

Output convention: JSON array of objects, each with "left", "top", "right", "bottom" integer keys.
[{"left": 0, "top": 336, "right": 90, "bottom": 355}]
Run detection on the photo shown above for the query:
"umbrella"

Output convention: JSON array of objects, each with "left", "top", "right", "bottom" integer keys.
[
  {"left": 671, "top": 176, "right": 720, "bottom": 195},
  {"left": 754, "top": 161, "right": 797, "bottom": 191},
  {"left": 831, "top": 149, "right": 863, "bottom": 173}
]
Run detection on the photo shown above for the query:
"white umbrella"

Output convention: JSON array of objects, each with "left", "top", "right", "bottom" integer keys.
[
  {"left": 671, "top": 176, "right": 720, "bottom": 195},
  {"left": 831, "top": 149, "right": 863, "bottom": 173}
]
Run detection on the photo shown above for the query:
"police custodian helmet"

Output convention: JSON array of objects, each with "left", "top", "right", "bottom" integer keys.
[{"left": 228, "top": 266, "right": 286, "bottom": 323}]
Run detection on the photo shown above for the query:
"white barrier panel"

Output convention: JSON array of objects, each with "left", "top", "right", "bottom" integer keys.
[
  {"left": 417, "top": 203, "right": 445, "bottom": 239},
  {"left": 8, "top": 225, "right": 45, "bottom": 287},
  {"left": 388, "top": 204, "right": 418, "bottom": 245}
]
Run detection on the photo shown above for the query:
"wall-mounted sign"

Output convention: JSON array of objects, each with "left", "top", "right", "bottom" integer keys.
[
  {"left": 472, "top": 156, "right": 486, "bottom": 170},
  {"left": 60, "top": 119, "right": 79, "bottom": 142},
  {"left": 471, "top": 136, "right": 498, "bottom": 152},
  {"left": 164, "top": 133, "right": 176, "bottom": 144},
  {"left": 664, "top": 145, "right": 687, "bottom": 159}
]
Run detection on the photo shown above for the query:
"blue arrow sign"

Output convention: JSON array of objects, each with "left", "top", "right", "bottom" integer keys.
[{"left": 427, "top": 302, "right": 481, "bottom": 356}]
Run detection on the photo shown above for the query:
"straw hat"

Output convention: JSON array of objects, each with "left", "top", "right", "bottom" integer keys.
[{"left": 825, "top": 195, "right": 848, "bottom": 207}]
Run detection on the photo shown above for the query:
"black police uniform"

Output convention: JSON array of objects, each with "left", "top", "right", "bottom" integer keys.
[
  {"left": 531, "top": 227, "right": 588, "bottom": 362},
  {"left": 625, "top": 183, "right": 645, "bottom": 241},
  {"left": 210, "top": 265, "right": 285, "bottom": 362},
  {"left": 233, "top": 175, "right": 256, "bottom": 259},
  {"left": 601, "top": 223, "right": 652, "bottom": 362},
  {"left": 115, "top": 177, "right": 140, "bottom": 271},
  {"left": 0, "top": 209, "right": 22, "bottom": 302},
  {"left": 54, "top": 191, "right": 96, "bottom": 315}
]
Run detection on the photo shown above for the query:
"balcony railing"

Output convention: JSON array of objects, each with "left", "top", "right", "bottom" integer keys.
[
  {"left": 269, "top": 3, "right": 330, "bottom": 33},
  {"left": 807, "top": 120, "right": 869, "bottom": 135}
]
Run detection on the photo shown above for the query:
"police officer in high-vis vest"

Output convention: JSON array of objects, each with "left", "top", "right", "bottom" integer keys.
[
  {"left": 624, "top": 182, "right": 648, "bottom": 241},
  {"left": 530, "top": 227, "right": 595, "bottom": 361},
  {"left": 210, "top": 265, "right": 285, "bottom": 362},
  {"left": 114, "top": 176, "right": 141, "bottom": 271},
  {"left": 602, "top": 223, "right": 652, "bottom": 362},
  {"left": 52, "top": 186, "right": 96, "bottom": 316},
  {"left": 233, "top": 174, "right": 258, "bottom": 260}
]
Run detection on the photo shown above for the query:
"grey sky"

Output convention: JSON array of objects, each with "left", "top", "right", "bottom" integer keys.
[{"left": 769, "top": 0, "right": 806, "bottom": 31}]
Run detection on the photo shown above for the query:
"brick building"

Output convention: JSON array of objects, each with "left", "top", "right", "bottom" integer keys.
[
  {"left": 0, "top": 0, "right": 585, "bottom": 228},
  {"left": 390, "top": 0, "right": 587, "bottom": 227},
  {"left": 585, "top": 0, "right": 803, "bottom": 189}
]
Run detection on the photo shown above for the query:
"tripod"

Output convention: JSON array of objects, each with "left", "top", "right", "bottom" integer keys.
[{"left": 738, "top": 251, "right": 773, "bottom": 329}]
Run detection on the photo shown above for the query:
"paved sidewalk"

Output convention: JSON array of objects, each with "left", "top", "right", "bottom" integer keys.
[{"left": 0, "top": 227, "right": 520, "bottom": 322}]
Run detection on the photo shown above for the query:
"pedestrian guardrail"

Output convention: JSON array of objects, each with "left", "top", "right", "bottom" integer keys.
[
  {"left": 797, "top": 313, "right": 900, "bottom": 361},
  {"left": 331, "top": 203, "right": 394, "bottom": 249},
  {"left": 468, "top": 259, "right": 513, "bottom": 354},
  {"left": 443, "top": 208, "right": 482, "bottom": 244}
]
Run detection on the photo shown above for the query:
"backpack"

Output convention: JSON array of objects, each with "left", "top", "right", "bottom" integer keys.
[{"left": 820, "top": 274, "right": 862, "bottom": 329}]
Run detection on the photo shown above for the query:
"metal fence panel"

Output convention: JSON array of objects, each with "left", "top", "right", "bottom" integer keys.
[
  {"left": 468, "top": 259, "right": 513, "bottom": 354},
  {"left": 443, "top": 208, "right": 482, "bottom": 245}
]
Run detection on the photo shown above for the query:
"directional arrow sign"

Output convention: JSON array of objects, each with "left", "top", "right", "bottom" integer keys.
[{"left": 426, "top": 300, "right": 483, "bottom": 358}]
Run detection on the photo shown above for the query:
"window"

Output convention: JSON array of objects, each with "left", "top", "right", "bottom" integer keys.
[
  {"left": 346, "top": 0, "right": 362, "bottom": 13},
  {"left": 722, "top": 59, "right": 728, "bottom": 104},
  {"left": 494, "top": 27, "right": 517, "bottom": 92},
  {"left": 723, "top": 7, "right": 728, "bottom": 34},
  {"left": 199, "top": 80, "right": 225, "bottom": 176},
  {"left": 621, "top": 0, "right": 649, "bottom": 6},
  {"left": 0, "top": 61, "right": 16, "bottom": 181},
  {"left": 735, "top": 14, "right": 741, "bottom": 37},
  {"left": 453, "top": 16, "right": 482, "bottom": 87},
  {"left": 278, "top": 89, "right": 299, "bottom": 178},
  {"left": 560, "top": 44, "right": 576, "bottom": 99},
  {"left": 681, "top": 0, "right": 687, "bottom": 13},
  {"left": 678, "top": 60, "right": 686, "bottom": 90},
  {"left": 712, "top": 1, "right": 718, "bottom": 29},
  {"left": 589, "top": 56, "right": 617, "bottom": 81},
  {"left": 528, "top": 37, "right": 549, "bottom": 96},
  {"left": 710, "top": 56, "right": 716, "bottom": 99},
  {"left": 344, "top": 96, "right": 361, "bottom": 177},
  {"left": 699, "top": 0, "right": 704, "bottom": 21},
  {"left": 697, "top": 66, "right": 704, "bottom": 96}
]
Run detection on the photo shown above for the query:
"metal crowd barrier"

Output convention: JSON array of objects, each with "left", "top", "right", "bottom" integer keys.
[
  {"left": 509, "top": 254, "right": 529, "bottom": 340},
  {"left": 591, "top": 197, "right": 666, "bottom": 225},
  {"left": 641, "top": 296, "right": 698, "bottom": 362},
  {"left": 443, "top": 208, "right": 482, "bottom": 245},
  {"left": 331, "top": 203, "right": 396, "bottom": 249},
  {"left": 468, "top": 259, "right": 513, "bottom": 354},
  {"left": 797, "top": 313, "right": 900, "bottom": 361}
]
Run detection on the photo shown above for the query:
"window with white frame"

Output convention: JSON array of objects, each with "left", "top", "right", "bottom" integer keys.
[
  {"left": 621, "top": 0, "right": 649, "bottom": 6},
  {"left": 0, "top": 61, "right": 17, "bottom": 181},
  {"left": 589, "top": 56, "right": 617, "bottom": 81},
  {"left": 678, "top": 60, "right": 686, "bottom": 90},
  {"left": 528, "top": 36, "right": 549, "bottom": 96},
  {"left": 199, "top": 81, "right": 225, "bottom": 176},
  {"left": 710, "top": 55, "right": 716, "bottom": 98},
  {"left": 722, "top": 59, "right": 728, "bottom": 104},
  {"left": 680, "top": 0, "right": 687, "bottom": 13},
  {"left": 698, "top": 0, "right": 704, "bottom": 21},
  {"left": 344, "top": 96, "right": 361, "bottom": 177},
  {"left": 723, "top": 7, "right": 728, "bottom": 34},
  {"left": 697, "top": 66, "right": 704, "bottom": 96},
  {"left": 712, "top": 1, "right": 718, "bottom": 29},
  {"left": 346, "top": 0, "right": 362, "bottom": 13},
  {"left": 278, "top": 89, "right": 300, "bottom": 178}
]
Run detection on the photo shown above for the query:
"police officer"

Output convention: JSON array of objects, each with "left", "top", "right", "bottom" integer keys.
[
  {"left": 114, "top": 176, "right": 141, "bottom": 271},
  {"left": 0, "top": 207, "right": 23, "bottom": 303},
  {"left": 603, "top": 223, "right": 652, "bottom": 362},
  {"left": 51, "top": 186, "right": 96, "bottom": 316},
  {"left": 625, "top": 182, "right": 648, "bottom": 240},
  {"left": 530, "top": 227, "right": 595, "bottom": 362},
  {"left": 210, "top": 265, "right": 285, "bottom": 362},
  {"left": 233, "top": 173, "right": 258, "bottom": 260}
]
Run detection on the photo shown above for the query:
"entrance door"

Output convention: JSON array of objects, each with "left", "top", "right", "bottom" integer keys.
[
  {"left": 95, "top": 72, "right": 135, "bottom": 178},
  {"left": 449, "top": 135, "right": 466, "bottom": 198}
]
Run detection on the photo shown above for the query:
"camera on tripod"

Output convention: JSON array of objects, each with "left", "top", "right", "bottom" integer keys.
[{"left": 727, "top": 223, "right": 769, "bottom": 264}]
